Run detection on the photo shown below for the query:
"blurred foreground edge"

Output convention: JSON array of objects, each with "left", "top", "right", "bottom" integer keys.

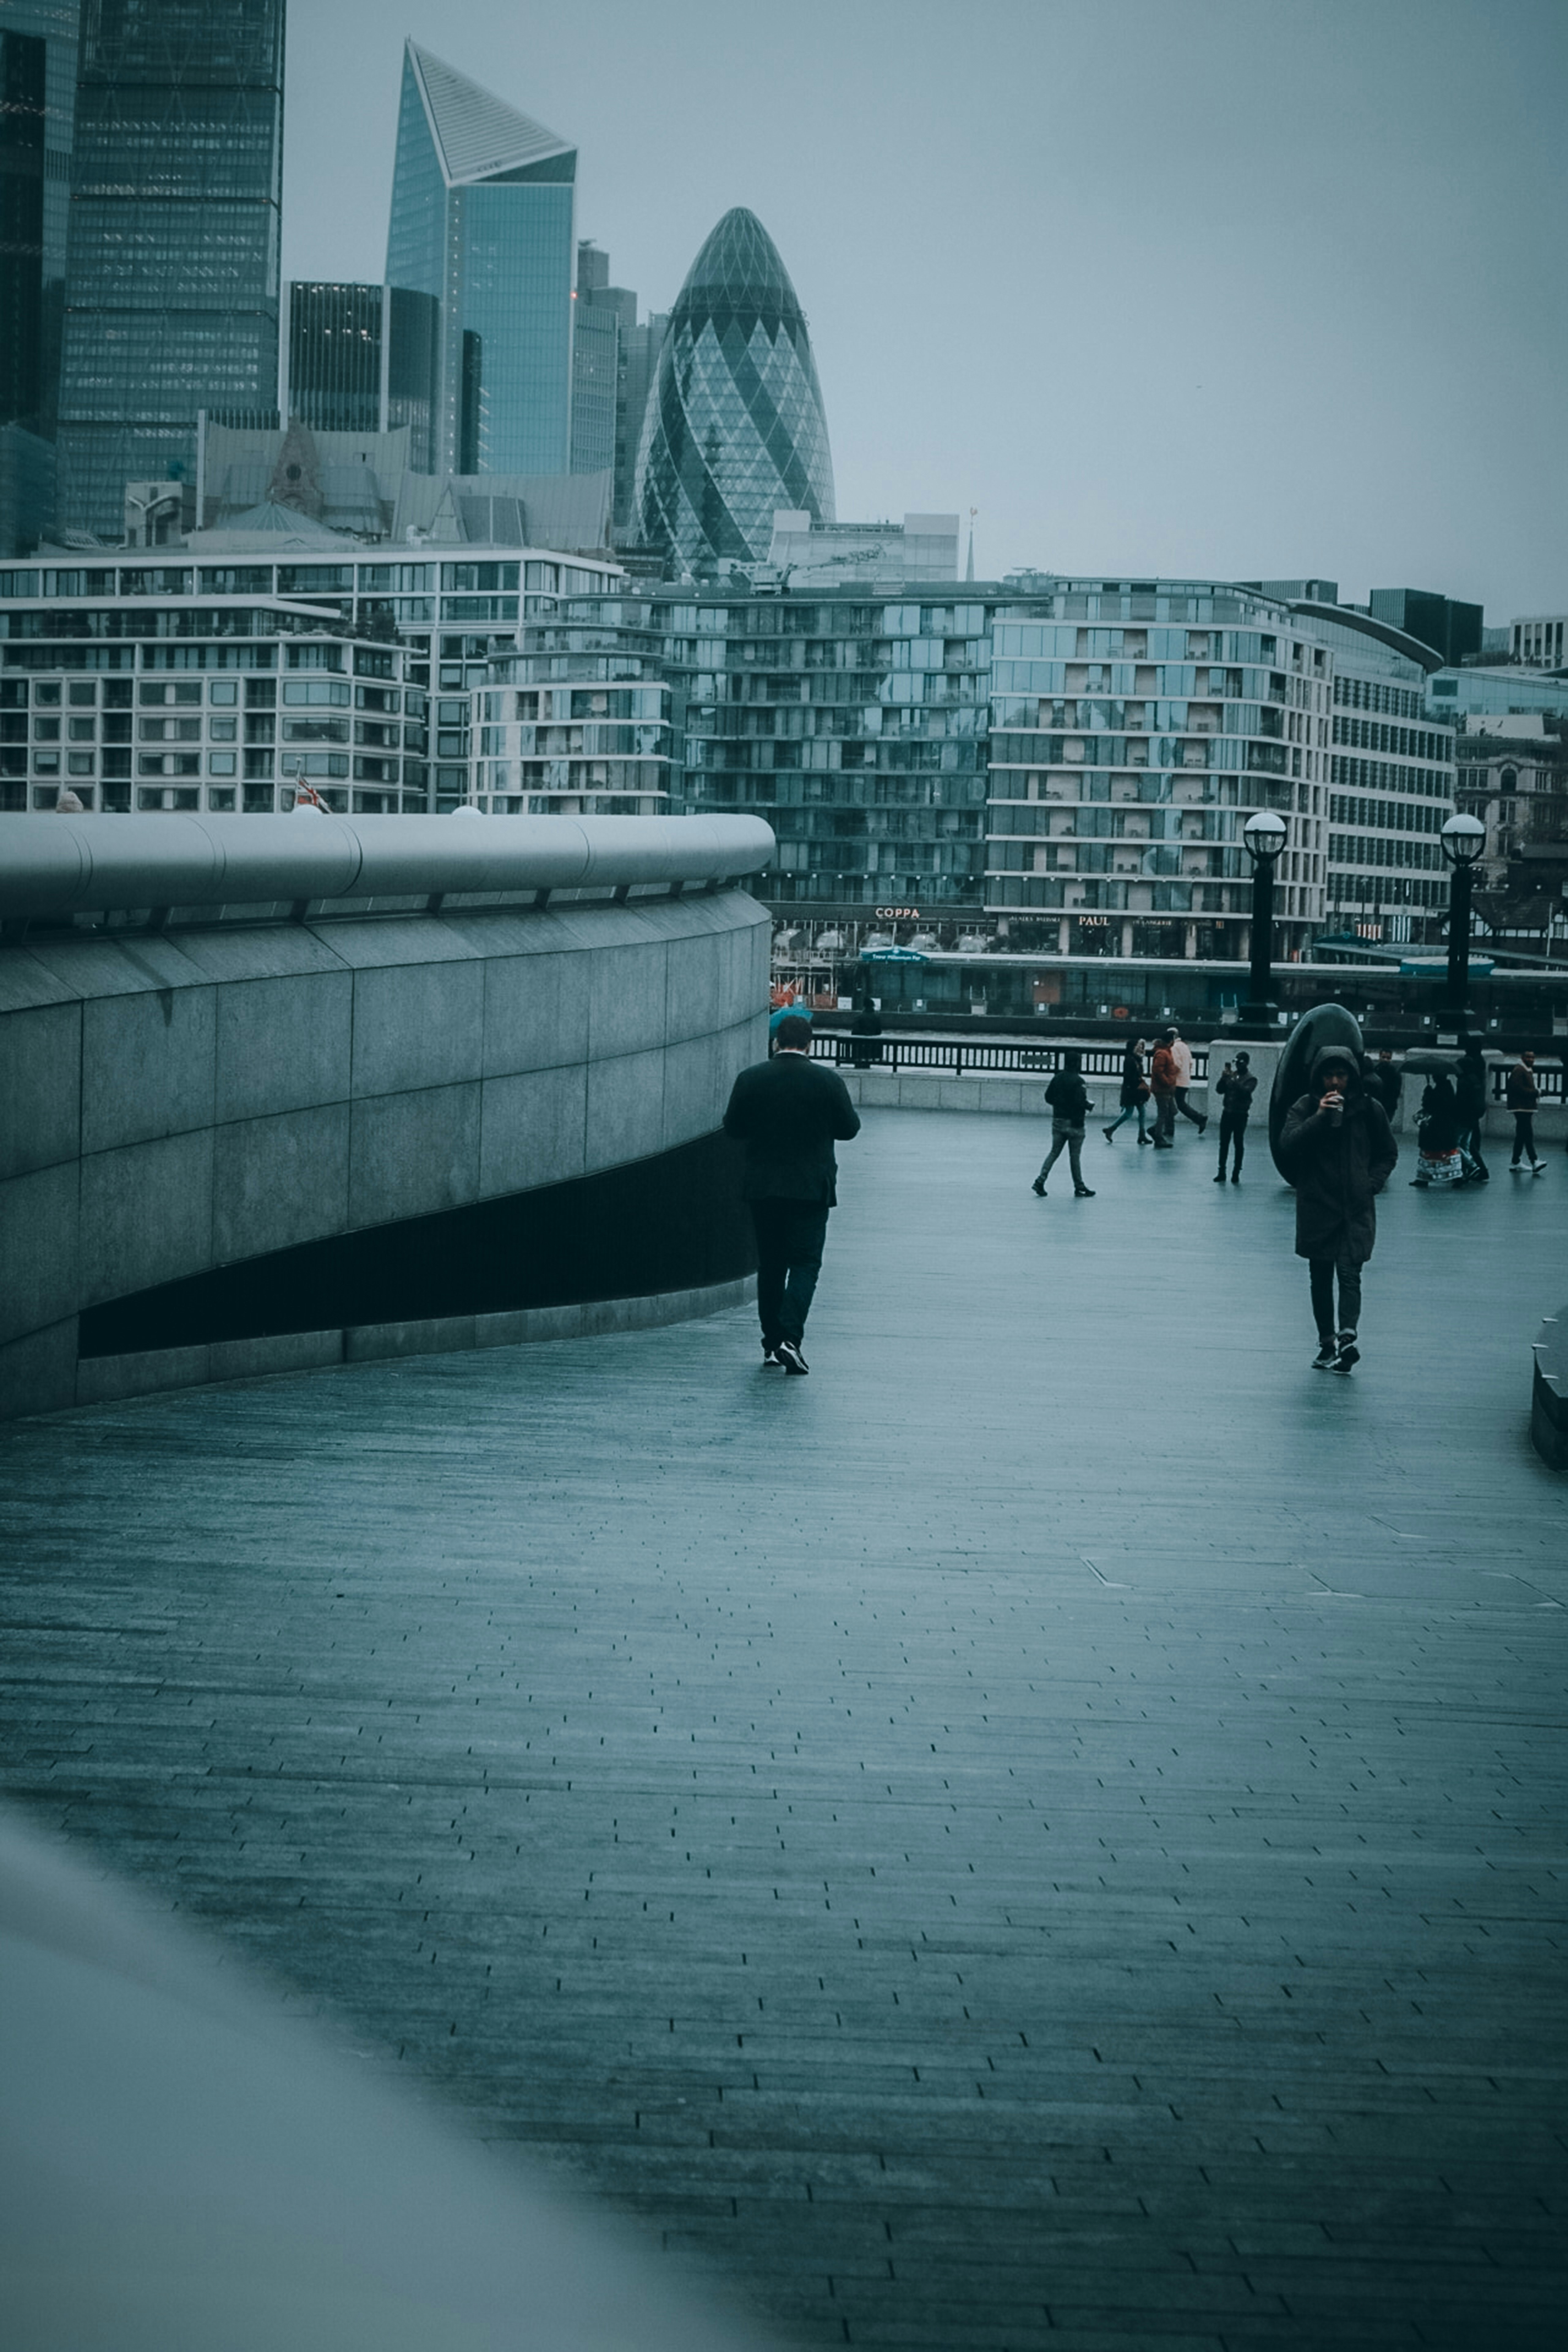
[{"left": 0, "top": 1802, "right": 785, "bottom": 2352}]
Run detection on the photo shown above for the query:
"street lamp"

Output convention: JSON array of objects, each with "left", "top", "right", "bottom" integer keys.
[
  {"left": 1240, "top": 806, "right": 1288, "bottom": 1032},
  {"left": 1438, "top": 810, "right": 1486, "bottom": 1028}
]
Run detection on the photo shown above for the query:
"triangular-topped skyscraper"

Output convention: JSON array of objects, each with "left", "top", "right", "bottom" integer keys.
[
  {"left": 633, "top": 208, "right": 834, "bottom": 575},
  {"left": 386, "top": 42, "right": 577, "bottom": 474}
]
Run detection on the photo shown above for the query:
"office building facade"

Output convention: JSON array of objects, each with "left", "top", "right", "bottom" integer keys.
[
  {"left": 1510, "top": 614, "right": 1567, "bottom": 671},
  {"left": 633, "top": 208, "right": 834, "bottom": 576},
  {"left": 1368, "top": 587, "right": 1483, "bottom": 669},
  {"left": 285, "top": 282, "right": 441, "bottom": 463},
  {"left": 566, "top": 241, "right": 665, "bottom": 537},
  {"left": 0, "top": 537, "right": 624, "bottom": 812},
  {"left": 55, "top": 0, "right": 285, "bottom": 542},
  {"left": 0, "top": 0, "right": 79, "bottom": 554},
  {"left": 386, "top": 41, "right": 575, "bottom": 479}
]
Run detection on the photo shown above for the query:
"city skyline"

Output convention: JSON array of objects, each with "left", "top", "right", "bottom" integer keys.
[{"left": 278, "top": 0, "right": 1566, "bottom": 616}]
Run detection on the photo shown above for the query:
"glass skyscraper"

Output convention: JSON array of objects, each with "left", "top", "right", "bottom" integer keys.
[
  {"left": 55, "top": 0, "right": 285, "bottom": 542},
  {"left": 288, "top": 282, "right": 382, "bottom": 436},
  {"left": 386, "top": 40, "right": 575, "bottom": 480},
  {"left": 0, "top": 0, "right": 78, "bottom": 554},
  {"left": 633, "top": 207, "right": 834, "bottom": 578}
]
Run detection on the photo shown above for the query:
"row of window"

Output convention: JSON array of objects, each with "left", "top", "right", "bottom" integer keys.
[
  {"left": 1326, "top": 794, "right": 1443, "bottom": 835},
  {"left": 1329, "top": 756, "right": 1451, "bottom": 799},
  {"left": 1332, "top": 677, "right": 1425, "bottom": 719},
  {"left": 1328, "top": 833, "right": 1444, "bottom": 869},
  {"left": 1332, "top": 716, "right": 1450, "bottom": 760}
]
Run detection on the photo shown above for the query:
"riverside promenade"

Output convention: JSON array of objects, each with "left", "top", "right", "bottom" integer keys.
[{"left": 2, "top": 1106, "right": 1565, "bottom": 2351}]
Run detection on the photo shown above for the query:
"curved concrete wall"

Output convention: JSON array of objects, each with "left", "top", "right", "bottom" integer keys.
[{"left": 0, "top": 888, "right": 769, "bottom": 1417}]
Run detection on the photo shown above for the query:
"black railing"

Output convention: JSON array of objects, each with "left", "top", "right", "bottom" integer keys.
[{"left": 812, "top": 1035, "right": 1210, "bottom": 1081}]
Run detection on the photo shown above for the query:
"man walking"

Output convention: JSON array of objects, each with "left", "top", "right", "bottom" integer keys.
[
  {"left": 1169, "top": 1027, "right": 1208, "bottom": 1136},
  {"left": 1032, "top": 1048, "right": 1095, "bottom": 1197},
  {"left": 1366, "top": 1047, "right": 1403, "bottom": 1124},
  {"left": 1455, "top": 1038, "right": 1490, "bottom": 1181},
  {"left": 1279, "top": 1045, "right": 1397, "bottom": 1375},
  {"left": 1212, "top": 1050, "right": 1257, "bottom": 1184},
  {"left": 1507, "top": 1050, "right": 1545, "bottom": 1173},
  {"left": 722, "top": 1014, "right": 860, "bottom": 1376}
]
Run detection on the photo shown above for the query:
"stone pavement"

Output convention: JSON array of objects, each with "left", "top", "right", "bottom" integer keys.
[{"left": 2, "top": 1107, "right": 1565, "bottom": 2351}]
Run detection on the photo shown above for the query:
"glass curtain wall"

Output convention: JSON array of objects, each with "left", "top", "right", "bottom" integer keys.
[
  {"left": 56, "top": 0, "right": 285, "bottom": 540},
  {"left": 0, "top": 0, "right": 79, "bottom": 554}
]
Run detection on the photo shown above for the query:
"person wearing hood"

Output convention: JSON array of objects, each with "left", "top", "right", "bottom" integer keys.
[
  {"left": 1103, "top": 1038, "right": 1153, "bottom": 1144},
  {"left": 1411, "top": 1070, "right": 1464, "bottom": 1187},
  {"left": 1279, "top": 1044, "right": 1397, "bottom": 1374},
  {"left": 1212, "top": 1050, "right": 1257, "bottom": 1183},
  {"left": 1032, "top": 1049, "right": 1095, "bottom": 1197},
  {"left": 1454, "top": 1038, "right": 1490, "bottom": 1181}
]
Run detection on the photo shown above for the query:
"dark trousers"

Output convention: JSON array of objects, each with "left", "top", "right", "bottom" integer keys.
[
  {"left": 1152, "top": 1094, "right": 1176, "bottom": 1144},
  {"left": 750, "top": 1199, "right": 830, "bottom": 1346},
  {"left": 1511, "top": 1113, "right": 1539, "bottom": 1165},
  {"left": 1309, "top": 1254, "right": 1363, "bottom": 1341},
  {"left": 1460, "top": 1118, "right": 1488, "bottom": 1176},
  {"left": 1174, "top": 1087, "right": 1206, "bottom": 1128},
  {"left": 1217, "top": 1115, "right": 1246, "bottom": 1177}
]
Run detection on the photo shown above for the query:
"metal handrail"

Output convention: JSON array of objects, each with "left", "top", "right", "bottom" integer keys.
[
  {"left": 812, "top": 1035, "right": 1211, "bottom": 1081},
  {"left": 0, "top": 811, "right": 776, "bottom": 922}
]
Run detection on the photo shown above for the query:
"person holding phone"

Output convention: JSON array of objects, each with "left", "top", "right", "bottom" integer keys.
[
  {"left": 1212, "top": 1050, "right": 1257, "bottom": 1184},
  {"left": 1278, "top": 1046, "right": 1397, "bottom": 1374}
]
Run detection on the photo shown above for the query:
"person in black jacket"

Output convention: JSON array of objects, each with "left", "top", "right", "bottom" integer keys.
[
  {"left": 1455, "top": 1039, "right": 1490, "bottom": 1180},
  {"left": 1032, "top": 1049, "right": 1095, "bottom": 1198},
  {"left": 1365, "top": 1048, "right": 1403, "bottom": 1123},
  {"left": 1279, "top": 1044, "right": 1398, "bottom": 1374},
  {"left": 1102, "top": 1039, "right": 1153, "bottom": 1144},
  {"left": 1212, "top": 1050, "right": 1257, "bottom": 1184},
  {"left": 722, "top": 1014, "right": 861, "bottom": 1374}
]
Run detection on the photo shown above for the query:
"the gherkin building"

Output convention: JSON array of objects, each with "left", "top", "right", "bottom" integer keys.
[{"left": 634, "top": 208, "right": 834, "bottom": 574}]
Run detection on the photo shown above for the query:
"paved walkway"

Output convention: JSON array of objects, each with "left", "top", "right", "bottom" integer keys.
[{"left": 3, "top": 1109, "right": 1566, "bottom": 2351}]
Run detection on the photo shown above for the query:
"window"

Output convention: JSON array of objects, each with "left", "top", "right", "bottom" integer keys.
[{"left": 282, "top": 679, "right": 351, "bottom": 706}]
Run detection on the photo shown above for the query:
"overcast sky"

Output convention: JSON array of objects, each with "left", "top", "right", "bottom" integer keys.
[{"left": 284, "top": 0, "right": 1565, "bottom": 619}]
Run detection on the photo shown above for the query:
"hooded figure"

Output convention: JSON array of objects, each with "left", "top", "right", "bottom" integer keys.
[
  {"left": 1278, "top": 1044, "right": 1398, "bottom": 1373},
  {"left": 1213, "top": 1049, "right": 1257, "bottom": 1184},
  {"left": 1454, "top": 1041, "right": 1490, "bottom": 1180}
]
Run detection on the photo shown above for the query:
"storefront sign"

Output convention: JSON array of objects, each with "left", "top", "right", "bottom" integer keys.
[{"left": 873, "top": 905, "right": 922, "bottom": 919}]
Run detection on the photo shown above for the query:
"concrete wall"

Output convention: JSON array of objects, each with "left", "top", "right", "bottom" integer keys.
[{"left": 0, "top": 889, "right": 769, "bottom": 1417}]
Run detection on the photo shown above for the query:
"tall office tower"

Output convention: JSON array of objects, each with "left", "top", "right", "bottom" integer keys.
[
  {"left": 288, "top": 282, "right": 382, "bottom": 435},
  {"left": 285, "top": 280, "right": 440, "bottom": 465},
  {"left": 0, "top": 0, "right": 78, "bottom": 555},
  {"left": 633, "top": 206, "right": 833, "bottom": 576},
  {"left": 55, "top": 0, "right": 285, "bottom": 541},
  {"left": 568, "top": 239, "right": 664, "bottom": 537},
  {"left": 569, "top": 240, "right": 617, "bottom": 478},
  {"left": 1369, "top": 588, "right": 1483, "bottom": 669},
  {"left": 386, "top": 40, "right": 576, "bottom": 479}
]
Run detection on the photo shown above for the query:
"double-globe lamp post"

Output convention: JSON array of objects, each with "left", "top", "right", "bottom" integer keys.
[
  {"left": 1239, "top": 805, "right": 1288, "bottom": 1034},
  {"left": 1438, "top": 810, "right": 1487, "bottom": 1030}
]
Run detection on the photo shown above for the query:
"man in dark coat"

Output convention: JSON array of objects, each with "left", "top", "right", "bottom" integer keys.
[
  {"left": 1032, "top": 1048, "right": 1095, "bottom": 1197},
  {"left": 1455, "top": 1039, "right": 1490, "bottom": 1181},
  {"left": 1365, "top": 1048, "right": 1403, "bottom": 1123},
  {"left": 1279, "top": 1044, "right": 1398, "bottom": 1374},
  {"left": 722, "top": 1014, "right": 861, "bottom": 1375},
  {"left": 1212, "top": 1049, "right": 1257, "bottom": 1184}
]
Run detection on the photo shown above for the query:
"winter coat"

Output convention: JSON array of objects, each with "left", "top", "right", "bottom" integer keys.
[
  {"left": 1216, "top": 1066, "right": 1258, "bottom": 1126},
  {"left": 1365, "top": 1059, "right": 1403, "bottom": 1118},
  {"left": 1455, "top": 1054, "right": 1488, "bottom": 1125},
  {"left": 1506, "top": 1061, "right": 1540, "bottom": 1111},
  {"left": 1278, "top": 1047, "right": 1398, "bottom": 1263},
  {"left": 1118, "top": 1048, "right": 1148, "bottom": 1108},
  {"left": 1170, "top": 1038, "right": 1194, "bottom": 1087},
  {"left": 1045, "top": 1067, "right": 1090, "bottom": 1129},
  {"left": 1149, "top": 1044, "right": 1179, "bottom": 1097},
  {"left": 723, "top": 1053, "right": 861, "bottom": 1203},
  {"left": 1418, "top": 1076, "right": 1462, "bottom": 1155}
]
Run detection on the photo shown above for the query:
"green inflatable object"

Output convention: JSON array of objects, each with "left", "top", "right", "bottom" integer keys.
[{"left": 1268, "top": 1002, "right": 1365, "bottom": 1181}]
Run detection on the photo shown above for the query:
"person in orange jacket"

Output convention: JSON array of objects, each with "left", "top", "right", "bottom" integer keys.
[{"left": 1148, "top": 1029, "right": 1181, "bottom": 1149}]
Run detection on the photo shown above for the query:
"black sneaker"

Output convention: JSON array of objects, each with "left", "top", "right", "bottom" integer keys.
[
  {"left": 1332, "top": 1333, "right": 1360, "bottom": 1375},
  {"left": 1230, "top": 1172, "right": 1240, "bottom": 1185},
  {"left": 762, "top": 1342, "right": 782, "bottom": 1366},
  {"left": 1212, "top": 1171, "right": 1226, "bottom": 1182},
  {"left": 1103, "top": 1125, "right": 1117, "bottom": 1142},
  {"left": 1312, "top": 1340, "right": 1339, "bottom": 1370},
  {"left": 775, "top": 1338, "right": 809, "bottom": 1376},
  {"left": 1031, "top": 1176, "right": 1046, "bottom": 1196},
  {"left": 1137, "top": 1132, "right": 1155, "bottom": 1145},
  {"left": 1073, "top": 1186, "right": 1095, "bottom": 1198}
]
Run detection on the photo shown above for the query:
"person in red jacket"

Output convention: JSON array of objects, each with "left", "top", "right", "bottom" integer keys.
[{"left": 1148, "top": 1030, "right": 1181, "bottom": 1149}]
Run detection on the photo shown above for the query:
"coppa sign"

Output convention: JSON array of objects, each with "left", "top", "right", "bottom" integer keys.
[{"left": 873, "top": 905, "right": 922, "bottom": 919}]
